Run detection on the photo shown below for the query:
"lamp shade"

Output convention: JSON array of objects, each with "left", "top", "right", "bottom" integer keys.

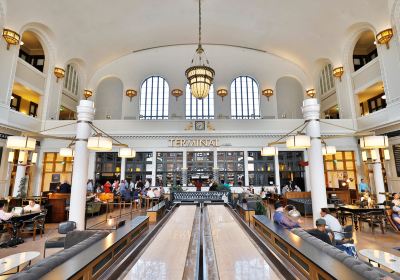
[
  {"left": 59, "top": 148, "right": 75, "bottom": 157},
  {"left": 286, "top": 135, "right": 311, "bottom": 149},
  {"left": 261, "top": 146, "right": 278, "bottom": 156},
  {"left": 384, "top": 149, "right": 390, "bottom": 161},
  {"left": 31, "top": 152, "right": 38, "bottom": 164},
  {"left": 370, "top": 150, "right": 378, "bottom": 161},
  {"left": 8, "top": 151, "right": 14, "bottom": 163},
  {"left": 118, "top": 147, "right": 136, "bottom": 158},
  {"left": 6, "top": 136, "right": 36, "bottom": 151},
  {"left": 18, "top": 151, "right": 27, "bottom": 163},
  {"left": 2, "top": 28, "right": 20, "bottom": 49},
  {"left": 359, "top": 136, "right": 388, "bottom": 149},
  {"left": 185, "top": 65, "right": 215, "bottom": 99},
  {"left": 321, "top": 146, "right": 336, "bottom": 156},
  {"left": 361, "top": 151, "right": 368, "bottom": 162},
  {"left": 87, "top": 136, "right": 112, "bottom": 151}
]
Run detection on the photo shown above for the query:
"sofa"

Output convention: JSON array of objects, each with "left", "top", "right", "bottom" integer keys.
[
  {"left": 291, "top": 228, "right": 399, "bottom": 280},
  {"left": 287, "top": 198, "right": 312, "bottom": 216},
  {"left": 9, "top": 230, "right": 109, "bottom": 280}
]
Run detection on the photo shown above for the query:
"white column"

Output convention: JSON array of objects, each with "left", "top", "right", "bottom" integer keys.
[
  {"left": 0, "top": 40, "right": 18, "bottom": 106},
  {"left": 302, "top": 98, "right": 327, "bottom": 222},
  {"left": 244, "top": 150, "right": 249, "bottom": 186},
  {"left": 274, "top": 153, "right": 281, "bottom": 194},
  {"left": 13, "top": 151, "right": 28, "bottom": 197},
  {"left": 69, "top": 100, "right": 95, "bottom": 230},
  {"left": 151, "top": 150, "right": 156, "bottom": 187},
  {"left": 372, "top": 149, "right": 386, "bottom": 204},
  {"left": 120, "top": 157, "right": 126, "bottom": 181},
  {"left": 182, "top": 150, "right": 188, "bottom": 186},
  {"left": 87, "top": 151, "right": 96, "bottom": 180},
  {"left": 303, "top": 150, "right": 311, "bottom": 192}
]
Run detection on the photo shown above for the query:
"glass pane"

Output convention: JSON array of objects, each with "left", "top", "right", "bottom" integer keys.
[
  {"left": 45, "top": 153, "right": 54, "bottom": 162},
  {"left": 45, "top": 163, "right": 53, "bottom": 172},
  {"left": 335, "top": 152, "right": 343, "bottom": 160},
  {"left": 55, "top": 163, "right": 64, "bottom": 172},
  {"left": 335, "top": 161, "right": 344, "bottom": 170},
  {"left": 326, "top": 162, "right": 334, "bottom": 171}
]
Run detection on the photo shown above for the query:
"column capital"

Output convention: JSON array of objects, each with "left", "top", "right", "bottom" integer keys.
[
  {"left": 77, "top": 100, "right": 95, "bottom": 122},
  {"left": 302, "top": 98, "right": 320, "bottom": 120}
]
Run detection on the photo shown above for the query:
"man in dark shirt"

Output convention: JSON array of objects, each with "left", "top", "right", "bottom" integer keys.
[
  {"left": 307, "top": 218, "right": 332, "bottom": 245},
  {"left": 59, "top": 181, "right": 71, "bottom": 193}
]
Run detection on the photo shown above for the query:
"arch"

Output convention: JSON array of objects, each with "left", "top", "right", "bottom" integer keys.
[
  {"left": 230, "top": 76, "right": 260, "bottom": 119},
  {"left": 185, "top": 84, "right": 214, "bottom": 119},
  {"left": 95, "top": 77, "right": 123, "bottom": 120},
  {"left": 0, "top": 0, "right": 6, "bottom": 28},
  {"left": 139, "top": 76, "right": 169, "bottom": 120},
  {"left": 276, "top": 76, "right": 303, "bottom": 119},
  {"left": 391, "top": 0, "right": 400, "bottom": 43}
]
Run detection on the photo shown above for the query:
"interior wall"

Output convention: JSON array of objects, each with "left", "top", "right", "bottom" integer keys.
[
  {"left": 95, "top": 77, "right": 123, "bottom": 120},
  {"left": 276, "top": 77, "right": 304, "bottom": 119}
]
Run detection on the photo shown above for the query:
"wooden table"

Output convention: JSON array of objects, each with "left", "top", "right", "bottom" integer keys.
[
  {"left": 359, "top": 249, "right": 400, "bottom": 273},
  {"left": 0, "top": 251, "right": 40, "bottom": 275},
  {"left": 6, "top": 212, "right": 42, "bottom": 246},
  {"left": 338, "top": 205, "right": 385, "bottom": 230}
]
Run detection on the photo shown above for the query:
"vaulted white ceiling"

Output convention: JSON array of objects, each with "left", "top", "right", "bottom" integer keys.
[{"left": 3, "top": 0, "right": 391, "bottom": 75}]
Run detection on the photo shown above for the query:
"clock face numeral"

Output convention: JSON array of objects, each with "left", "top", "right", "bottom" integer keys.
[{"left": 195, "top": 121, "right": 205, "bottom": 130}]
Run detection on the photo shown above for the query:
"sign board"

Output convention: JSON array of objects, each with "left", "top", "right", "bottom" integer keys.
[{"left": 168, "top": 139, "right": 219, "bottom": 147}]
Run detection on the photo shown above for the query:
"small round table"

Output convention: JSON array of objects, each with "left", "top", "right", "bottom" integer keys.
[
  {"left": 0, "top": 251, "right": 40, "bottom": 275},
  {"left": 359, "top": 249, "right": 400, "bottom": 273}
]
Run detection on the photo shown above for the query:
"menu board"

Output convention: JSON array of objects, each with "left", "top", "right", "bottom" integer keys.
[{"left": 393, "top": 144, "right": 400, "bottom": 177}]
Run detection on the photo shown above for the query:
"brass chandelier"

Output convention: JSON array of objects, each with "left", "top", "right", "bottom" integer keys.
[{"left": 185, "top": 0, "right": 215, "bottom": 99}]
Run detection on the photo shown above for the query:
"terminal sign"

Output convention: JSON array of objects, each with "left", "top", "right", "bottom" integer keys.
[{"left": 169, "top": 138, "right": 219, "bottom": 147}]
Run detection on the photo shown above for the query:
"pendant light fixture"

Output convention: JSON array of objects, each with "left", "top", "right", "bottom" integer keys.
[{"left": 185, "top": 0, "right": 215, "bottom": 99}]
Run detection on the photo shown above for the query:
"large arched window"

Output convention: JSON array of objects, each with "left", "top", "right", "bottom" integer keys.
[
  {"left": 140, "top": 76, "right": 169, "bottom": 120},
  {"left": 231, "top": 76, "right": 260, "bottom": 119},
  {"left": 353, "top": 30, "right": 377, "bottom": 72},
  {"left": 318, "top": 64, "right": 334, "bottom": 97},
  {"left": 64, "top": 64, "right": 79, "bottom": 96},
  {"left": 185, "top": 84, "right": 214, "bottom": 119}
]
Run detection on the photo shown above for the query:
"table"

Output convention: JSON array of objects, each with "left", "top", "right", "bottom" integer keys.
[
  {"left": 6, "top": 212, "right": 42, "bottom": 247},
  {"left": 338, "top": 205, "right": 384, "bottom": 230},
  {"left": 0, "top": 251, "right": 40, "bottom": 275},
  {"left": 359, "top": 249, "right": 400, "bottom": 273}
]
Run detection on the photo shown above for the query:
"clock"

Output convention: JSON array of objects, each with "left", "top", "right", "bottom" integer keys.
[{"left": 195, "top": 121, "right": 206, "bottom": 131}]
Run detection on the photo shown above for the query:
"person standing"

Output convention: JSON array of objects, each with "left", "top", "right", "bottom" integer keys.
[
  {"left": 104, "top": 181, "right": 112, "bottom": 193},
  {"left": 59, "top": 181, "right": 71, "bottom": 193},
  {"left": 87, "top": 179, "right": 94, "bottom": 193},
  {"left": 358, "top": 178, "right": 369, "bottom": 193}
]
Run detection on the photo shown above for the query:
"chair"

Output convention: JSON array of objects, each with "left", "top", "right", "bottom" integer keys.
[
  {"left": 385, "top": 209, "right": 400, "bottom": 233},
  {"left": 358, "top": 211, "right": 385, "bottom": 234},
  {"left": 19, "top": 213, "right": 46, "bottom": 241},
  {"left": 334, "top": 225, "right": 354, "bottom": 245},
  {"left": 85, "top": 202, "right": 101, "bottom": 217},
  {"left": 337, "top": 210, "right": 354, "bottom": 226},
  {"left": 43, "top": 221, "right": 76, "bottom": 258}
]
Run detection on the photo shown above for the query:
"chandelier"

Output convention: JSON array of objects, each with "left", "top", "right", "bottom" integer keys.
[{"left": 185, "top": 0, "right": 215, "bottom": 99}]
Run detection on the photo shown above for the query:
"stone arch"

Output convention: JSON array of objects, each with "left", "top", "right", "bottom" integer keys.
[
  {"left": 276, "top": 76, "right": 304, "bottom": 119},
  {"left": 95, "top": 76, "right": 124, "bottom": 120}
]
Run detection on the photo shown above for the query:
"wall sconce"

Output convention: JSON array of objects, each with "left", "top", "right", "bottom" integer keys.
[
  {"left": 125, "top": 89, "right": 137, "bottom": 101},
  {"left": 171, "top": 89, "right": 183, "bottom": 101},
  {"left": 332, "top": 67, "right": 344, "bottom": 82},
  {"left": 217, "top": 89, "right": 228, "bottom": 101},
  {"left": 376, "top": 28, "right": 393, "bottom": 49},
  {"left": 262, "top": 89, "right": 274, "bottom": 101},
  {"left": 83, "top": 89, "right": 93, "bottom": 100},
  {"left": 54, "top": 67, "right": 65, "bottom": 83},
  {"left": 306, "top": 89, "right": 316, "bottom": 98},
  {"left": 2, "top": 28, "right": 20, "bottom": 50}
]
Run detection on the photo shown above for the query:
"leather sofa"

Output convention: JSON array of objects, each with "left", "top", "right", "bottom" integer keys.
[
  {"left": 9, "top": 230, "right": 109, "bottom": 280},
  {"left": 291, "top": 228, "right": 399, "bottom": 280}
]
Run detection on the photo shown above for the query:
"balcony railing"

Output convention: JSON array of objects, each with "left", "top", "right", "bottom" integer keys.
[
  {"left": 352, "top": 58, "right": 382, "bottom": 93},
  {"left": 15, "top": 58, "right": 47, "bottom": 94}
]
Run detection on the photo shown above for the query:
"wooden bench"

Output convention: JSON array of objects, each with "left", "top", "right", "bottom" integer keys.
[
  {"left": 146, "top": 201, "right": 166, "bottom": 223},
  {"left": 236, "top": 203, "right": 256, "bottom": 224}
]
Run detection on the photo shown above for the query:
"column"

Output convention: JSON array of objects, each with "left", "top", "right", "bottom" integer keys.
[
  {"left": 182, "top": 150, "right": 187, "bottom": 186},
  {"left": 151, "top": 150, "right": 156, "bottom": 187},
  {"left": 302, "top": 98, "right": 327, "bottom": 223},
  {"left": 303, "top": 150, "right": 311, "bottom": 192},
  {"left": 69, "top": 100, "right": 95, "bottom": 230},
  {"left": 244, "top": 150, "right": 249, "bottom": 186},
  {"left": 213, "top": 149, "right": 219, "bottom": 182},
  {"left": 0, "top": 40, "right": 18, "bottom": 106},
  {"left": 274, "top": 153, "right": 281, "bottom": 194},
  {"left": 87, "top": 151, "right": 96, "bottom": 180},
  {"left": 372, "top": 149, "right": 385, "bottom": 204},
  {"left": 120, "top": 157, "right": 126, "bottom": 181},
  {"left": 13, "top": 151, "right": 27, "bottom": 197}
]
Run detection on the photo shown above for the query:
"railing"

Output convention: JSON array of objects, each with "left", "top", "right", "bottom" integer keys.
[
  {"left": 15, "top": 58, "right": 46, "bottom": 93},
  {"left": 352, "top": 57, "right": 381, "bottom": 93}
]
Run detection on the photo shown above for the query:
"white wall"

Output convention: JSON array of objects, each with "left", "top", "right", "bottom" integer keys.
[
  {"left": 276, "top": 77, "right": 304, "bottom": 119},
  {"left": 95, "top": 77, "right": 123, "bottom": 120}
]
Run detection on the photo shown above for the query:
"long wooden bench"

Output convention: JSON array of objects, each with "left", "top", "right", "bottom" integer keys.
[
  {"left": 146, "top": 200, "right": 166, "bottom": 223},
  {"left": 253, "top": 215, "right": 374, "bottom": 280},
  {"left": 39, "top": 216, "right": 149, "bottom": 280},
  {"left": 236, "top": 203, "right": 256, "bottom": 224}
]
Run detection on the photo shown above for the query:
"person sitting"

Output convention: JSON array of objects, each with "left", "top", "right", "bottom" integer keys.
[
  {"left": 59, "top": 181, "right": 71, "bottom": 193},
  {"left": 281, "top": 185, "right": 290, "bottom": 195},
  {"left": 307, "top": 218, "right": 332, "bottom": 245},
  {"left": 320, "top": 208, "right": 343, "bottom": 241},
  {"left": 120, "top": 185, "right": 131, "bottom": 201},
  {"left": 23, "top": 200, "right": 41, "bottom": 213},
  {"left": 273, "top": 202, "right": 300, "bottom": 229},
  {"left": 293, "top": 185, "right": 301, "bottom": 192},
  {"left": 153, "top": 188, "right": 161, "bottom": 198},
  {"left": 0, "top": 202, "right": 13, "bottom": 221},
  {"left": 392, "top": 193, "right": 400, "bottom": 229},
  {"left": 147, "top": 188, "right": 155, "bottom": 198},
  {"left": 360, "top": 192, "right": 373, "bottom": 208}
]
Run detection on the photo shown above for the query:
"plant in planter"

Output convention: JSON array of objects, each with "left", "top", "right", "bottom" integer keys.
[
  {"left": 171, "top": 185, "right": 183, "bottom": 193},
  {"left": 17, "top": 177, "right": 28, "bottom": 198}
]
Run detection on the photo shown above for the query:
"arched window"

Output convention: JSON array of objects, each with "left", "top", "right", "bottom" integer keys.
[
  {"left": 318, "top": 64, "right": 335, "bottom": 97},
  {"left": 140, "top": 76, "right": 169, "bottom": 120},
  {"left": 185, "top": 84, "right": 214, "bottom": 119},
  {"left": 231, "top": 76, "right": 260, "bottom": 119},
  {"left": 353, "top": 30, "right": 377, "bottom": 71},
  {"left": 63, "top": 64, "right": 79, "bottom": 96},
  {"left": 18, "top": 31, "right": 45, "bottom": 72}
]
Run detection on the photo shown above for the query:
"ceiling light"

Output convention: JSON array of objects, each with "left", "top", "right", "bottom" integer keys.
[
  {"left": 321, "top": 145, "right": 336, "bottom": 156},
  {"left": 384, "top": 149, "right": 390, "bottom": 161},
  {"left": 217, "top": 89, "right": 228, "bottom": 101},
  {"left": 306, "top": 89, "right": 316, "bottom": 98},
  {"left": 185, "top": 0, "right": 215, "bottom": 99},
  {"left": 6, "top": 136, "right": 36, "bottom": 151},
  {"left": 18, "top": 151, "right": 27, "bottom": 163},
  {"left": 31, "top": 152, "right": 38, "bottom": 164},
  {"left": 359, "top": 136, "right": 388, "bottom": 149},
  {"left": 332, "top": 67, "right": 344, "bottom": 82},
  {"left": 361, "top": 151, "right": 368, "bottom": 162},
  {"left": 262, "top": 89, "right": 274, "bottom": 101},
  {"left": 261, "top": 146, "right": 278, "bottom": 156},
  {"left": 2, "top": 28, "right": 20, "bottom": 50},
  {"left": 126, "top": 89, "right": 137, "bottom": 101},
  {"left": 286, "top": 135, "right": 311, "bottom": 149},
  {"left": 59, "top": 148, "right": 75, "bottom": 158},
  {"left": 382, "top": 95, "right": 386, "bottom": 100},
  {"left": 376, "top": 28, "right": 393, "bottom": 49},
  {"left": 118, "top": 147, "right": 136, "bottom": 158},
  {"left": 171, "top": 89, "right": 183, "bottom": 101},
  {"left": 83, "top": 89, "right": 93, "bottom": 100},
  {"left": 370, "top": 150, "right": 378, "bottom": 161},
  {"left": 8, "top": 151, "right": 14, "bottom": 163},
  {"left": 54, "top": 67, "right": 65, "bottom": 83},
  {"left": 87, "top": 135, "right": 112, "bottom": 151}
]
